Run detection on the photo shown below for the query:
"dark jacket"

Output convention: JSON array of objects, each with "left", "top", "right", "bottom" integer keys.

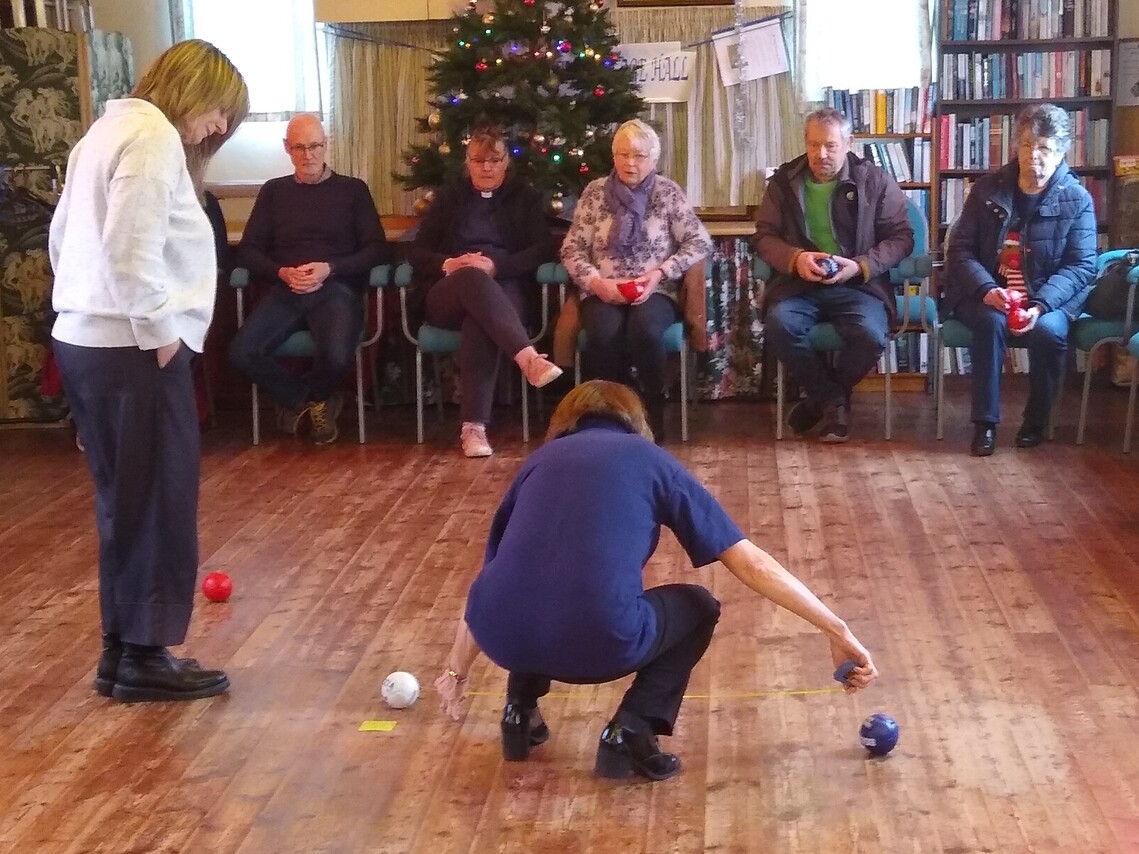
[
  {"left": 407, "top": 172, "right": 551, "bottom": 325},
  {"left": 943, "top": 160, "right": 1096, "bottom": 319},
  {"left": 753, "top": 151, "right": 914, "bottom": 322}
]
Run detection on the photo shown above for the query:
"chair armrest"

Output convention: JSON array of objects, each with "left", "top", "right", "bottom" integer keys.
[
  {"left": 230, "top": 267, "right": 250, "bottom": 288},
  {"left": 751, "top": 256, "right": 774, "bottom": 281}
]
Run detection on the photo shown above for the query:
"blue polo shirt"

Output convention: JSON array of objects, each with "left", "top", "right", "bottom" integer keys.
[{"left": 465, "top": 418, "right": 745, "bottom": 681}]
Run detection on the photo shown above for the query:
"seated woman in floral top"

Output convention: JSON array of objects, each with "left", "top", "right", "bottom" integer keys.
[{"left": 560, "top": 119, "right": 712, "bottom": 441}]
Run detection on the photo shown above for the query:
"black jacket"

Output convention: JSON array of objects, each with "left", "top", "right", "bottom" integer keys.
[
  {"left": 407, "top": 173, "right": 552, "bottom": 325},
  {"left": 944, "top": 160, "right": 1096, "bottom": 319}
]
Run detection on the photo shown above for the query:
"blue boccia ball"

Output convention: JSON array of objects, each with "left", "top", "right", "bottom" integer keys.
[
  {"left": 859, "top": 713, "right": 899, "bottom": 756},
  {"left": 818, "top": 256, "right": 840, "bottom": 279}
]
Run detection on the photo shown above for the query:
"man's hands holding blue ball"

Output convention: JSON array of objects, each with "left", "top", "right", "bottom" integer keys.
[{"left": 795, "top": 250, "right": 860, "bottom": 285}]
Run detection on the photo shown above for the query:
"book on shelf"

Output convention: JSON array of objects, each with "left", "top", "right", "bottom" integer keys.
[
  {"left": 937, "top": 109, "right": 1109, "bottom": 170},
  {"left": 945, "top": 0, "right": 1111, "bottom": 41},
  {"left": 820, "top": 84, "right": 936, "bottom": 135},
  {"left": 939, "top": 49, "right": 1112, "bottom": 101}
]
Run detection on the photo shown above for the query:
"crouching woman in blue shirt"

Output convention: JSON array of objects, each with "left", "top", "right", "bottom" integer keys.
[{"left": 434, "top": 380, "right": 878, "bottom": 781}]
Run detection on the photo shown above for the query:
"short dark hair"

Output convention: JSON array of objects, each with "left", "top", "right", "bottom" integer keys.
[
  {"left": 467, "top": 121, "right": 507, "bottom": 155},
  {"left": 1015, "top": 103, "right": 1071, "bottom": 155},
  {"left": 804, "top": 107, "right": 852, "bottom": 139}
]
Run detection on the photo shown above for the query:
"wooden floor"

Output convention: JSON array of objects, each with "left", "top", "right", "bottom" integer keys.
[{"left": 2, "top": 377, "right": 1139, "bottom": 854}]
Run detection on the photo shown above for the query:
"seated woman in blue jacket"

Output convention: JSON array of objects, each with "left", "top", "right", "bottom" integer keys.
[
  {"left": 433, "top": 380, "right": 877, "bottom": 782},
  {"left": 944, "top": 103, "right": 1097, "bottom": 456}
]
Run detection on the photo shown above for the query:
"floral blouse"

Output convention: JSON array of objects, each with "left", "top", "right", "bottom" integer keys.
[{"left": 560, "top": 174, "right": 712, "bottom": 301}]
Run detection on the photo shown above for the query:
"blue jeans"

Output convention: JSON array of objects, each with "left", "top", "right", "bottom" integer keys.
[
  {"left": 765, "top": 287, "right": 889, "bottom": 405},
  {"left": 228, "top": 278, "right": 363, "bottom": 411},
  {"left": 952, "top": 300, "right": 1069, "bottom": 427}
]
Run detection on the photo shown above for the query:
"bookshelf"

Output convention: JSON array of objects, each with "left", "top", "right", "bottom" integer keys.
[{"left": 935, "top": 0, "right": 1117, "bottom": 241}]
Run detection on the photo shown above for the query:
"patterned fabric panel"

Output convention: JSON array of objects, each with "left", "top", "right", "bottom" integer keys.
[
  {"left": 0, "top": 28, "right": 84, "bottom": 167},
  {"left": 87, "top": 29, "right": 133, "bottom": 118}
]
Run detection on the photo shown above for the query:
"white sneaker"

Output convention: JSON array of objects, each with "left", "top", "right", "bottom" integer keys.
[
  {"left": 523, "top": 354, "right": 563, "bottom": 388},
  {"left": 460, "top": 422, "right": 493, "bottom": 458}
]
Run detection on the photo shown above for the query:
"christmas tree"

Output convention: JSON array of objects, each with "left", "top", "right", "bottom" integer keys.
[{"left": 399, "top": 0, "right": 644, "bottom": 215}]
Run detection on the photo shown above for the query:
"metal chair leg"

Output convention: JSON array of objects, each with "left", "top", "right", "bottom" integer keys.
[
  {"left": 252, "top": 383, "right": 261, "bottom": 446},
  {"left": 776, "top": 360, "right": 784, "bottom": 440},
  {"left": 1077, "top": 352, "right": 1095, "bottom": 445},
  {"left": 680, "top": 337, "right": 689, "bottom": 442},
  {"left": 415, "top": 349, "right": 424, "bottom": 444},
  {"left": 936, "top": 343, "right": 945, "bottom": 440},
  {"left": 355, "top": 349, "right": 366, "bottom": 444},
  {"left": 884, "top": 344, "right": 893, "bottom": 441},
  {"left": 521, "top": 371, "right": 530, "bottom": 443},
  {"left": 1125, "top": 367, "right": 1138, "bottom": 453}
]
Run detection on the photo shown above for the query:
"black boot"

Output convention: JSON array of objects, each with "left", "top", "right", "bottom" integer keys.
[
  {"left": 501, "top": 703, "right": 551, "bottom": 761},
  {"left": 111, "top": 644, "right": 229, "bottom": 703},
  {"left": 594, "top": 713, "right": 681, "bottom": 781},
  {"left": 93, "top": 633, "right": 121, "bottom": 697}
]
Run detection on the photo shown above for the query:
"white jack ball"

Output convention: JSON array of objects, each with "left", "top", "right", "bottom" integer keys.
[{"left": 381, "top": 671, "right": 420, "bottom": 709}]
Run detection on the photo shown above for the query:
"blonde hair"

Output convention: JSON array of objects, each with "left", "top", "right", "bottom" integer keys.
[
  {"left": 612, "top": 119, "right": 661, "bottom": 162},
  {"left": 545, "top": 380, "right": 654, "bottom": 442},
  {"left": 131, "top": 39, "right": 249, "bottom": 192}
]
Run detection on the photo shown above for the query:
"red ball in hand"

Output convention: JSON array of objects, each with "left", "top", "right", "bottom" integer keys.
[
  {"left": 202, "top": 571, "right": 233, "bottom": 603},
  {"left": 1007, "top": 307, "right": 1032, "bottom": 332},
  {"left": 617, "top": 280, "right": 645, "bottom": 302},
  {"left": 1006, "top": 291, "right": 1025, "bottom": 311}
]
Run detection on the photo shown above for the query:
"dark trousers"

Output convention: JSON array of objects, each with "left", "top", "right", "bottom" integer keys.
[
  {"left": 506, "top": 584, "right": 721, "bottom": 737},
  {"left": 228, "top": 278, "right": 363, "bottom": 411},
  {"left": 425, "top": 266, "right": 532, "bottom": 425},
  {"left": 54, "top": 341, "right": 200, "bottom": 647},
  {"left": 765, "top": 288, "right": 889, "bottom": 406},
  {"left": 579, "top": 294, "right": 680, "bottom": 398},
  {"left": 953, "top": 300, "right": 1070, "bottom": 427}
]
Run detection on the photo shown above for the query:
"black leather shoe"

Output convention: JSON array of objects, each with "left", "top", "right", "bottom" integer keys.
[
  {"left": 788, "top": 399, "right": 825, "bottom": 436},
  {"left": 594, "top": 718, "right": 682, "bottom": 781},
  {"left": 93, "top": 633, "right": 121, "bottom": 697},
  {"left": 1015, "top": 423, "right": 1045, "bottom": 448},
  {"left": 971, "top": 423, "right": 996, "bottom": 457},
  {"left": 501, "top": 703, "right": 551, "bottom": 761},
  {"left": 111, "top": 646, "right": 229, "bottom": 703}
]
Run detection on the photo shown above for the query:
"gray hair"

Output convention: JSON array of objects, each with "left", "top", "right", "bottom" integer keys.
[
  {"left": 804, "top": 107, "right": 852, "bottom": 140},
  {"left": 1015, "top": 103, "right": 1071, "bottom": 155},
  {"left": 612, "top": 119, "right": 661, "bottom": 162}
]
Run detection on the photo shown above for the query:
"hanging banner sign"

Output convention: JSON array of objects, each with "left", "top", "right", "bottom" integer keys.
[{"left": 616, "top": 42, "right": 697, "bottom": 103}]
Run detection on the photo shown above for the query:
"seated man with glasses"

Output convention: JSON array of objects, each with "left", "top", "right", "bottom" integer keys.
[
  {"left": 407, "top": 121, "right": 562, "bottom": 458},
  {"left": 944, "top": 103, "right": 1096, "bottom": 456},
  {"left": 229, "top": 113, "right": 389, "bottom": 444}
]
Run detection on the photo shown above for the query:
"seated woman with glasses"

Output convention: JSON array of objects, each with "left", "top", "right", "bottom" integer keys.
[
  {"left": 408, "top": 121, "right": 562, "bottom": 458},
  {"left": 560, "top": 119, "right": 712, "bottom": 441},
  {"left": 943, "top": 103, "right": 1096, "bottom": 457}
]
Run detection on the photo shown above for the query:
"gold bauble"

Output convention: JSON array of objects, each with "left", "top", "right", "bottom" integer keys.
[
  {"left": 549, "top": 196, "right": 565, "bottom": 214},
  {"left": 427, "top": 110, "right": 442, "bottom": 129},
  {"left": 438, "top": 142, "right": 452, "bottom": 155},
  {"left": 413, "top": 196, "right": 431, "bottom": 215}
]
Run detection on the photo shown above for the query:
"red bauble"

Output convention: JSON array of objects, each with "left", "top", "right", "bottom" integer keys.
[
  {"left": 202, "top": 571, "right": 233, "bottom": 603},
  {"left": 593, "top": 86, "right": 605, "bottom": 97},
  {"left": 475, "top": 59, "right": 488, "bottom": 71}
]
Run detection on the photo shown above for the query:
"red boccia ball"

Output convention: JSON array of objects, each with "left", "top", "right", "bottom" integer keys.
[
  {"left": 202, "top": 571, "right": 233, "bottom": 603},
  {"left": 1007, "top": 307, "right": 1032, "bottom": 332}
]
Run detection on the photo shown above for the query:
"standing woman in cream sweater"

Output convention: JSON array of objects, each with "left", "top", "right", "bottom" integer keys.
[{"left": 50, "top": 40, "right": 248, "bottom": 703}]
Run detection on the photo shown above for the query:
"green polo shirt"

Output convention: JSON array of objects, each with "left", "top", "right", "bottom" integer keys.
[{"left": 804, "top": 179, "right": 841, "bottom": 255}]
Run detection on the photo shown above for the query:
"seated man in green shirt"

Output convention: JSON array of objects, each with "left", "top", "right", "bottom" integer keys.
[{"left": 754, "top": 108, "right": 914, "bottom": 442}]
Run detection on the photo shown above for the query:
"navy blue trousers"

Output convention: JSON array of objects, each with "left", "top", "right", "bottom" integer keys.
[
  {"left": 228, "top": 278, "right": 363, "bottom": 411},
  {"left": 55, "top": 341, "right": 200, "bottom": 647},
  {"left": 579, "top": 293, "right": 680, "bottom": 398},
  {"left": 765, "top": 287, "right": 889, "bottom": 406},
  {"left": 953, "top": 300, "right": 1069, "bottom": 427},
  {"left": 506, "top": 583, "right": 721, "bottom": 737}
]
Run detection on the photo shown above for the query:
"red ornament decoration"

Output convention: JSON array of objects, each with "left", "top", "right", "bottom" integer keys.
[
  {"left": 579, "top": 164, "right": 590, "bottom": 173},
  {"left": 593, "top": 86, "right": 605, "bottom": 97},
  {"left": 475, "top": 59, "right": 488, "bottom": 71}
]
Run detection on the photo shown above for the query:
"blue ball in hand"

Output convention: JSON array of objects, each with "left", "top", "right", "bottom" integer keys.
[
  {"left": 859, "top": 713, "right": 899, "bottom": 756},
  {"left": 818, "top": 256, "right": 840, "bottom": 279}
]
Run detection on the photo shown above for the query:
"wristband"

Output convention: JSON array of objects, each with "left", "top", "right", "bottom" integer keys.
[{"left": 447, "top": 669, "right": 467, "bottom": 682}]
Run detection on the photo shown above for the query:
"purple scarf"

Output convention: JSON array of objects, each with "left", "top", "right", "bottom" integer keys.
[{"left": 603, "top": 170, "right": 656, "bottom": 254}]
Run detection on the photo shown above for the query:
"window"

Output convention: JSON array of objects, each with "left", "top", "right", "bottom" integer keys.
[
  {"left": 802, "top": 0, "right": 929, "bottom": 99},
  {"left": 180, "top": 0, "right": 322, "bottom": 118}
]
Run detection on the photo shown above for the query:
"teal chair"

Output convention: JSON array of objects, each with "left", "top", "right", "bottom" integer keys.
[
  {"left": 389, "top": 262, "right": 551, "bottom": 444},
  {"left": 231, "top": 264, "right": 389, "bottom": 445},
  {"left": 1070, "top": 249, "right": 1139, "bottom": 445},
  {"left": 1126, "top": 330, "right": 1139, "bottom": 453},
  {"left": 753, "top": 196, "right": 936, "bottom": 440},
  {"left": 546, "top": 262, "right": 695, "bottom": 442}
]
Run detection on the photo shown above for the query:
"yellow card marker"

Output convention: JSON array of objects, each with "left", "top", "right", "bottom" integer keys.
[{"left": 359, "top": 720, "right": 398, "bottom": 732}]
